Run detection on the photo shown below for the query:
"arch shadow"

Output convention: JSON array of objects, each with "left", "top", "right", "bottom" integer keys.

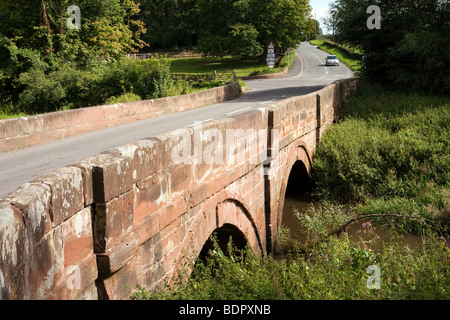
[
  {"left": 276, "top": 142, "right": 313, "bottom": 234},
  {"left": 198, "top": 223, "right": 248, "bottom": 262}
]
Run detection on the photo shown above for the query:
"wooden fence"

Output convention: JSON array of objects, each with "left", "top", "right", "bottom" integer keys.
[
  {"left": 213, "top": 70, "right": 237, "bottom": 82},
  {"left": 171, "top": 71, "right": 238, "bottom": 83},
  {"left": 127, "top": 51, "right": 205, "bottom": 60}
]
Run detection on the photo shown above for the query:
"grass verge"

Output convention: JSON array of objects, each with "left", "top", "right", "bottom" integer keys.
[
  {"left": 170, "top": 53, "right": 293, "bottom": 77},
  {"left": 310, "top": 39, "right": 362, "bottom": 73}
]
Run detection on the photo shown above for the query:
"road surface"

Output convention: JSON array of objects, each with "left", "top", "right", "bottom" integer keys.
[{"left": 0, "top": 42, "right": 352, "bottom": 198}]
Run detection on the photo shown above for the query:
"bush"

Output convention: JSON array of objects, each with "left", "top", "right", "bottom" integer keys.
[
  {"left": 16, "top": 60, "right": 96, "bottom": 113},
  {"left": 10, "top": 55, "right": 175, "bottom": 114},
  {"left": 92, "top": 57, "right": 173, "bottom": 102},
  {"left": 105, "top": 92, "right": 142, "bottom": 105}
]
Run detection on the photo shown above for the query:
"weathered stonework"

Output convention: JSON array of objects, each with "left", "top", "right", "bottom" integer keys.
[{"left": 0, "top": 78, "right": 361, "bottom": 300}]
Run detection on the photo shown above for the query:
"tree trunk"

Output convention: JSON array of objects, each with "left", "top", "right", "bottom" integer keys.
[
  {"left": 259, "top": 46, "right": 267, "bottom": 64},
  {"left": 59, "top": 1, "right": 65, "bottom": 35},
  {"left": 41, "top": 0, "right": 54, "bottom": 53}
]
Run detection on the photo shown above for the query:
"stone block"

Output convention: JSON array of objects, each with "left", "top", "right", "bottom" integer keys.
[
  {"left": 95, "top": 190, "right": 134, "bottom": 251},
  {"left": 97, "top": 237, "right": 138, "bottom": 275},
  {"left": 135, "top": 173, "right": 167, "bottom": 224},
  {"left": 62, "top": 207, "right": 94, "bottom": 268},
  {"left": 84, "top": 106, "right": 105, "bottom": 129},
  {"left": 74, "top": 159, "right": 96, "bottom": 206},
  {"left": 159, "top": 196, "right": 187, "bottom": 231},
  {"left": 34, "top": 166, "right": 85, "bottom": 227},
  {"left": 42, "top": 111, "right": 67, "bottom": 132},
  {"left": 27, "top": 227, "right": 65, "bottom": 300},
  {"left": 65, "top": 109, "right": 87, "bottom": 128},
  {"left": 6, "top": 183, "right": 52, "bottom": 245},
  {"left": 3, "top": 119, "right": 22, "bottom": 138},
  {"left": 133, "top": 209, "right": 160, "bottom": 246},
  {"left": 77, "top": 281, "right": 99, "bottom": 300},
  {"left": 136, "top": 239, "right": 155, "bottom": 274},
  {"left": 170, "top": 164, "right": 194, "bottom": 197},
  {"left": 98, "top": 258, "right": 137, "bottom": 300},
  {"left": 0, "top": 202, "right": 27, "bottom": 294},
  {"left": 49, "top": 253, "right": 97, "bottom": 300},
  {"left": 0, "top": 121, "right": 5, "bottom": 139},
  {"left": 93, "top": 139, "right": 161, "bottom": 203},
  {"left": 19, "top": 116, "right": 44, "bottom": 135},
  {"left": 103, "top": 104, "right": 119, "bottom": 121}
]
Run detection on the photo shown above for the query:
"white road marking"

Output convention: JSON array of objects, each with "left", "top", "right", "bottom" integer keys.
[
  {"left": 259, "top": 98, "right": 277, "bottom": 106},
  {"left": 187, "top": 118, "right": 214, "bottom": 127},
  {"left": 294, "top": 53, "right": 304, "bottom": 78},
  {"left": 226, "top": 107, "right": 252, "bottom": 116}
]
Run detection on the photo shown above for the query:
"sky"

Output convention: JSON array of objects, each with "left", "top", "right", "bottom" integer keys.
[{"left": 309, "top": 0, "right": 333, "bottom": 34}]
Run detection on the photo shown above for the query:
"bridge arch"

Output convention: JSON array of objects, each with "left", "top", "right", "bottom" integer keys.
[
  {"left": 276, "top": 140, "right": 313, "bottom": 235},
  {"left": 198, "top": 223, "right": 248, "bottom": 262},
  {"left": 173, "top": 190, "right": 263, "bottom": 278}
]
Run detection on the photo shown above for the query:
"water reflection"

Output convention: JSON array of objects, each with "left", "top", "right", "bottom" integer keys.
[{"left": 281, "top": 195, "right": 429, "bottom": 251}]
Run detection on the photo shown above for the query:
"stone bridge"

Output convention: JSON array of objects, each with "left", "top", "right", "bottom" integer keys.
[{"left": 0, "top": 78, "right": 360, "bottom": 300}]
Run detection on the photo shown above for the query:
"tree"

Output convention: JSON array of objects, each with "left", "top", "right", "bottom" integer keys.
[
  {"left": 0, "top": 0, "right": 148, "bottom": 110},
  {"left": 0, "top": 0, "right": 147, "bottom": 63},
  {"left": 137, "top": 0, "right": 198, "bottom": 50},
  {"left": 195, "top": 0, "right": 261, "bottom": 57},
  {"left": 253, "top": 0, "right": 313, "bottom": 50},
  {"left": 330, "top": 0, "right": 450, "bottom": 93},
  {"left": 195, "top": 0, "right": 313, "bottom": 57},
  {"left": 314, "top": 19, "right": 323, "bottom": 36},
  {"left": 321, "top": 7, "right": 338, "bottom": 37}
]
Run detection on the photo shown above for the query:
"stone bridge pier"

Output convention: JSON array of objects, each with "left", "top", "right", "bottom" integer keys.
[{"left": 0, "top": 78, "right": 360, "bottom": 300}]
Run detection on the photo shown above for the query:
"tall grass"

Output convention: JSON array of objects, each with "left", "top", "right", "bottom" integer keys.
[
  {"left": 312, "top": 84, "right": 449, "bottom": 233},
  {"left": 133, "top": 216, "right": 449, "bottom": 300}
]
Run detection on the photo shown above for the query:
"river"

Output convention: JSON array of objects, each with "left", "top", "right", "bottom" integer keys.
[{"left": 281, "top": 195, "right": 428, "bottom": 251}]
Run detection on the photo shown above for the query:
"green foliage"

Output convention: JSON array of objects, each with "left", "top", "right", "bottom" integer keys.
[
  {"left": 328, "top": 0, "right": 450, "bottom": 93},
  {"left": 0, "top": 0, "right": 150, "bottom": 114},
  {"left": 278, "top": 50, "right": 295, "bottom": 70},
  {"left": 0, "top": 0, "right": 147, "bottom": 63},
  {"left": 133, "top": 206, "right": 450, "bottom": 300},
  {"left": 252, "top": 0, "right": 314, "bottom": 49},
  {"left": 195, "top": 0, "right": 313, "bottom": 57},
  {"left": 169, "top": 56, "right": 275, "bottom": 76},
  {"left": 196, "top": 0, "right": 261, "bottom": 57},
  {"left": 137, "top": 0, "right": 197, "bottom": 50},
  {"left": 93, "top": 57, "right": 173, "bottom": 101},
  {"left": 312, "top": 84, "right": 449, "bottom": 231},
  {"left": 105, "top": 92, "right": 141, "bottom": 105},
  {"left": 3, "top": 53, "right": 177, "bottom": 114}
]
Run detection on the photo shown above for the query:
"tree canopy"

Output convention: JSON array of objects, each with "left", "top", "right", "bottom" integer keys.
[
  {"left": 0, "top": 0, "right": 316, "bottom": 113},
  {"left": 138, "top": 0, "right": 314, "bottom": 56},
  {"left": 327, "top": 0, "right": 450, "bottom": 93}
]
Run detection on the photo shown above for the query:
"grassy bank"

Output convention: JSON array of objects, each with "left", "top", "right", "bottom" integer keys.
[
  {"left": 170, "top": 52, "right": 293, "bottom": 77},
  {"left": 313, "top": 84, "right": 449, "bottom": 233},
  {"left": 133, "top": 84, "right": 450, "bottom": 300},
  {"left": 310, "top": 39, "right": 362, "bottom": 73}
]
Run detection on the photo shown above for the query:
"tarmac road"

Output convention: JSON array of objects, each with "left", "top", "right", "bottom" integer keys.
[{"left": 0, "top": 42, "right": 353, "bottom": 198}]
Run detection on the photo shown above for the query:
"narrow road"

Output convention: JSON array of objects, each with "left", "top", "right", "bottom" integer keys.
[{"left": 0, "top": 42, "right": 352, "bottom": 198}]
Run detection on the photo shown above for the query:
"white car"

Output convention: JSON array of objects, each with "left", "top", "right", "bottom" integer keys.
[{"left": 325, "top": 55, "right": 340, "bottom": 66}]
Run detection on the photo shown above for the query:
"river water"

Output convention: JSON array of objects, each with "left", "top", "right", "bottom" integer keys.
[{"left": 281, "top": 195, "right": 428, "bottom": 251}]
